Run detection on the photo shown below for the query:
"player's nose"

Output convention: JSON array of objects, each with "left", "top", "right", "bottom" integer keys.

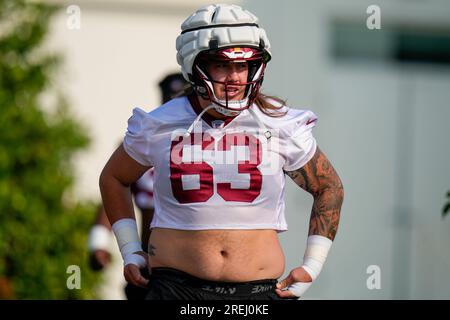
[{"left": 226, "top": 66, "right": 241, "bottom": 82}]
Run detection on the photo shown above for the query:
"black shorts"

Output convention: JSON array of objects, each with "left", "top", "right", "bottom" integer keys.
[{"left": 145, "top": 267, "right": 283, "bottom": 300}]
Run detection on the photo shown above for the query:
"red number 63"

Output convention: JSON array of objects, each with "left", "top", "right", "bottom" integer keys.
[{"left": 170, "top": 133, "right": 262, "bottom": 203}]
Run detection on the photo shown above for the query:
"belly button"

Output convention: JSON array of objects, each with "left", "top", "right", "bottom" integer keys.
[{"left": 220, "top": 250, "right": 227, "bottom": 257}]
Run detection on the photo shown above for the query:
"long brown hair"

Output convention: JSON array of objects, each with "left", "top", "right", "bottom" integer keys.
[
  {"left": 254, "top": 93, "right": 287, "bottom": 117},
  {"left": 175, "top": 85, "right": 287, "bottom": 118}
]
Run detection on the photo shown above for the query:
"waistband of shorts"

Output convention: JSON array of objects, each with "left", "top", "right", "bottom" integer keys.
[{"left": 151, "top": 267, "right": 278, "bottom": 296}]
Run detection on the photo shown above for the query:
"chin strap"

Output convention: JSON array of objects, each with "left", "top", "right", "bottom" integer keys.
[
  {"left": 213, "top": 98, "right": 249, "bottom": 116},
  {"left": 213, "top": 103, "right": 243, "bottom": 117}
]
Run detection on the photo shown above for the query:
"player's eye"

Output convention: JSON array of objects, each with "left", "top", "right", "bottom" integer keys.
[{"left": 215, "top": 63, "right": 227, "bottom": 69}]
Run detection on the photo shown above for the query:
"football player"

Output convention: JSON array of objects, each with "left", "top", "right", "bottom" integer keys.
[{"left": 99, "top": 4, "right": 344, "bottom": 300}]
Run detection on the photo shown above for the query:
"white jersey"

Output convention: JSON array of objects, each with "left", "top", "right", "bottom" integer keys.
[{"left": 123, "top": 95, "right": 317, "bottom": 231}]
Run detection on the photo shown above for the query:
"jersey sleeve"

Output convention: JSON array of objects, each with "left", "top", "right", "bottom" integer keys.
[
  {"left": 123, "top": 107, "right": 155, "bottom": 166},
  {"left": 282, "top": 109, "right": 318, "bottom": 172}
]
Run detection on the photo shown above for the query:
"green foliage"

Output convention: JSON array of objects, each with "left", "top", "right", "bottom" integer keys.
[{"left": 0, "top": 0, "right": 101, "bottom": 298}]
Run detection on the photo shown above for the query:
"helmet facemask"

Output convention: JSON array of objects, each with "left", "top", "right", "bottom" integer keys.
[{"left": 192, "top": 47, "right": 268, "bottom": 116}]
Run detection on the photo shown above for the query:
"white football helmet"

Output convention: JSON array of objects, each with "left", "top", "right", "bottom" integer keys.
[{"left": 176, "top": 4, "right": 272, "bottom": 115}]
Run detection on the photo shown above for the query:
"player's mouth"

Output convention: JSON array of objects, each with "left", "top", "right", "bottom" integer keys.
[{"left": 224, "top": 86, "right": 242, "bottom": 99}]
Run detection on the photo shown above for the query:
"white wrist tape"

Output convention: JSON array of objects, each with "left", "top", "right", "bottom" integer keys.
[
  {"left": 287, "top": 282, "right": 312, "bottom": 298},
  {"left": 301, "top": 235, "right": 332, "bottom": 280},
  {"left": 87, "top": 224, "right": 112, "bottom": 252},
  {"left": 288, "top": 235, "right": 332, "bottom": 298},
  {"left": 111, "top": 218, "right": 142, "bottom": 259},
  {"left": 124, "top": 253, "right": 147, "bottom": 268}
]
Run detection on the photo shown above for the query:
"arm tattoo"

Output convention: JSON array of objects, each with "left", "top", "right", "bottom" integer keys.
[{"left": 285, "top": 147, "right": 344, "bottom": 240}]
